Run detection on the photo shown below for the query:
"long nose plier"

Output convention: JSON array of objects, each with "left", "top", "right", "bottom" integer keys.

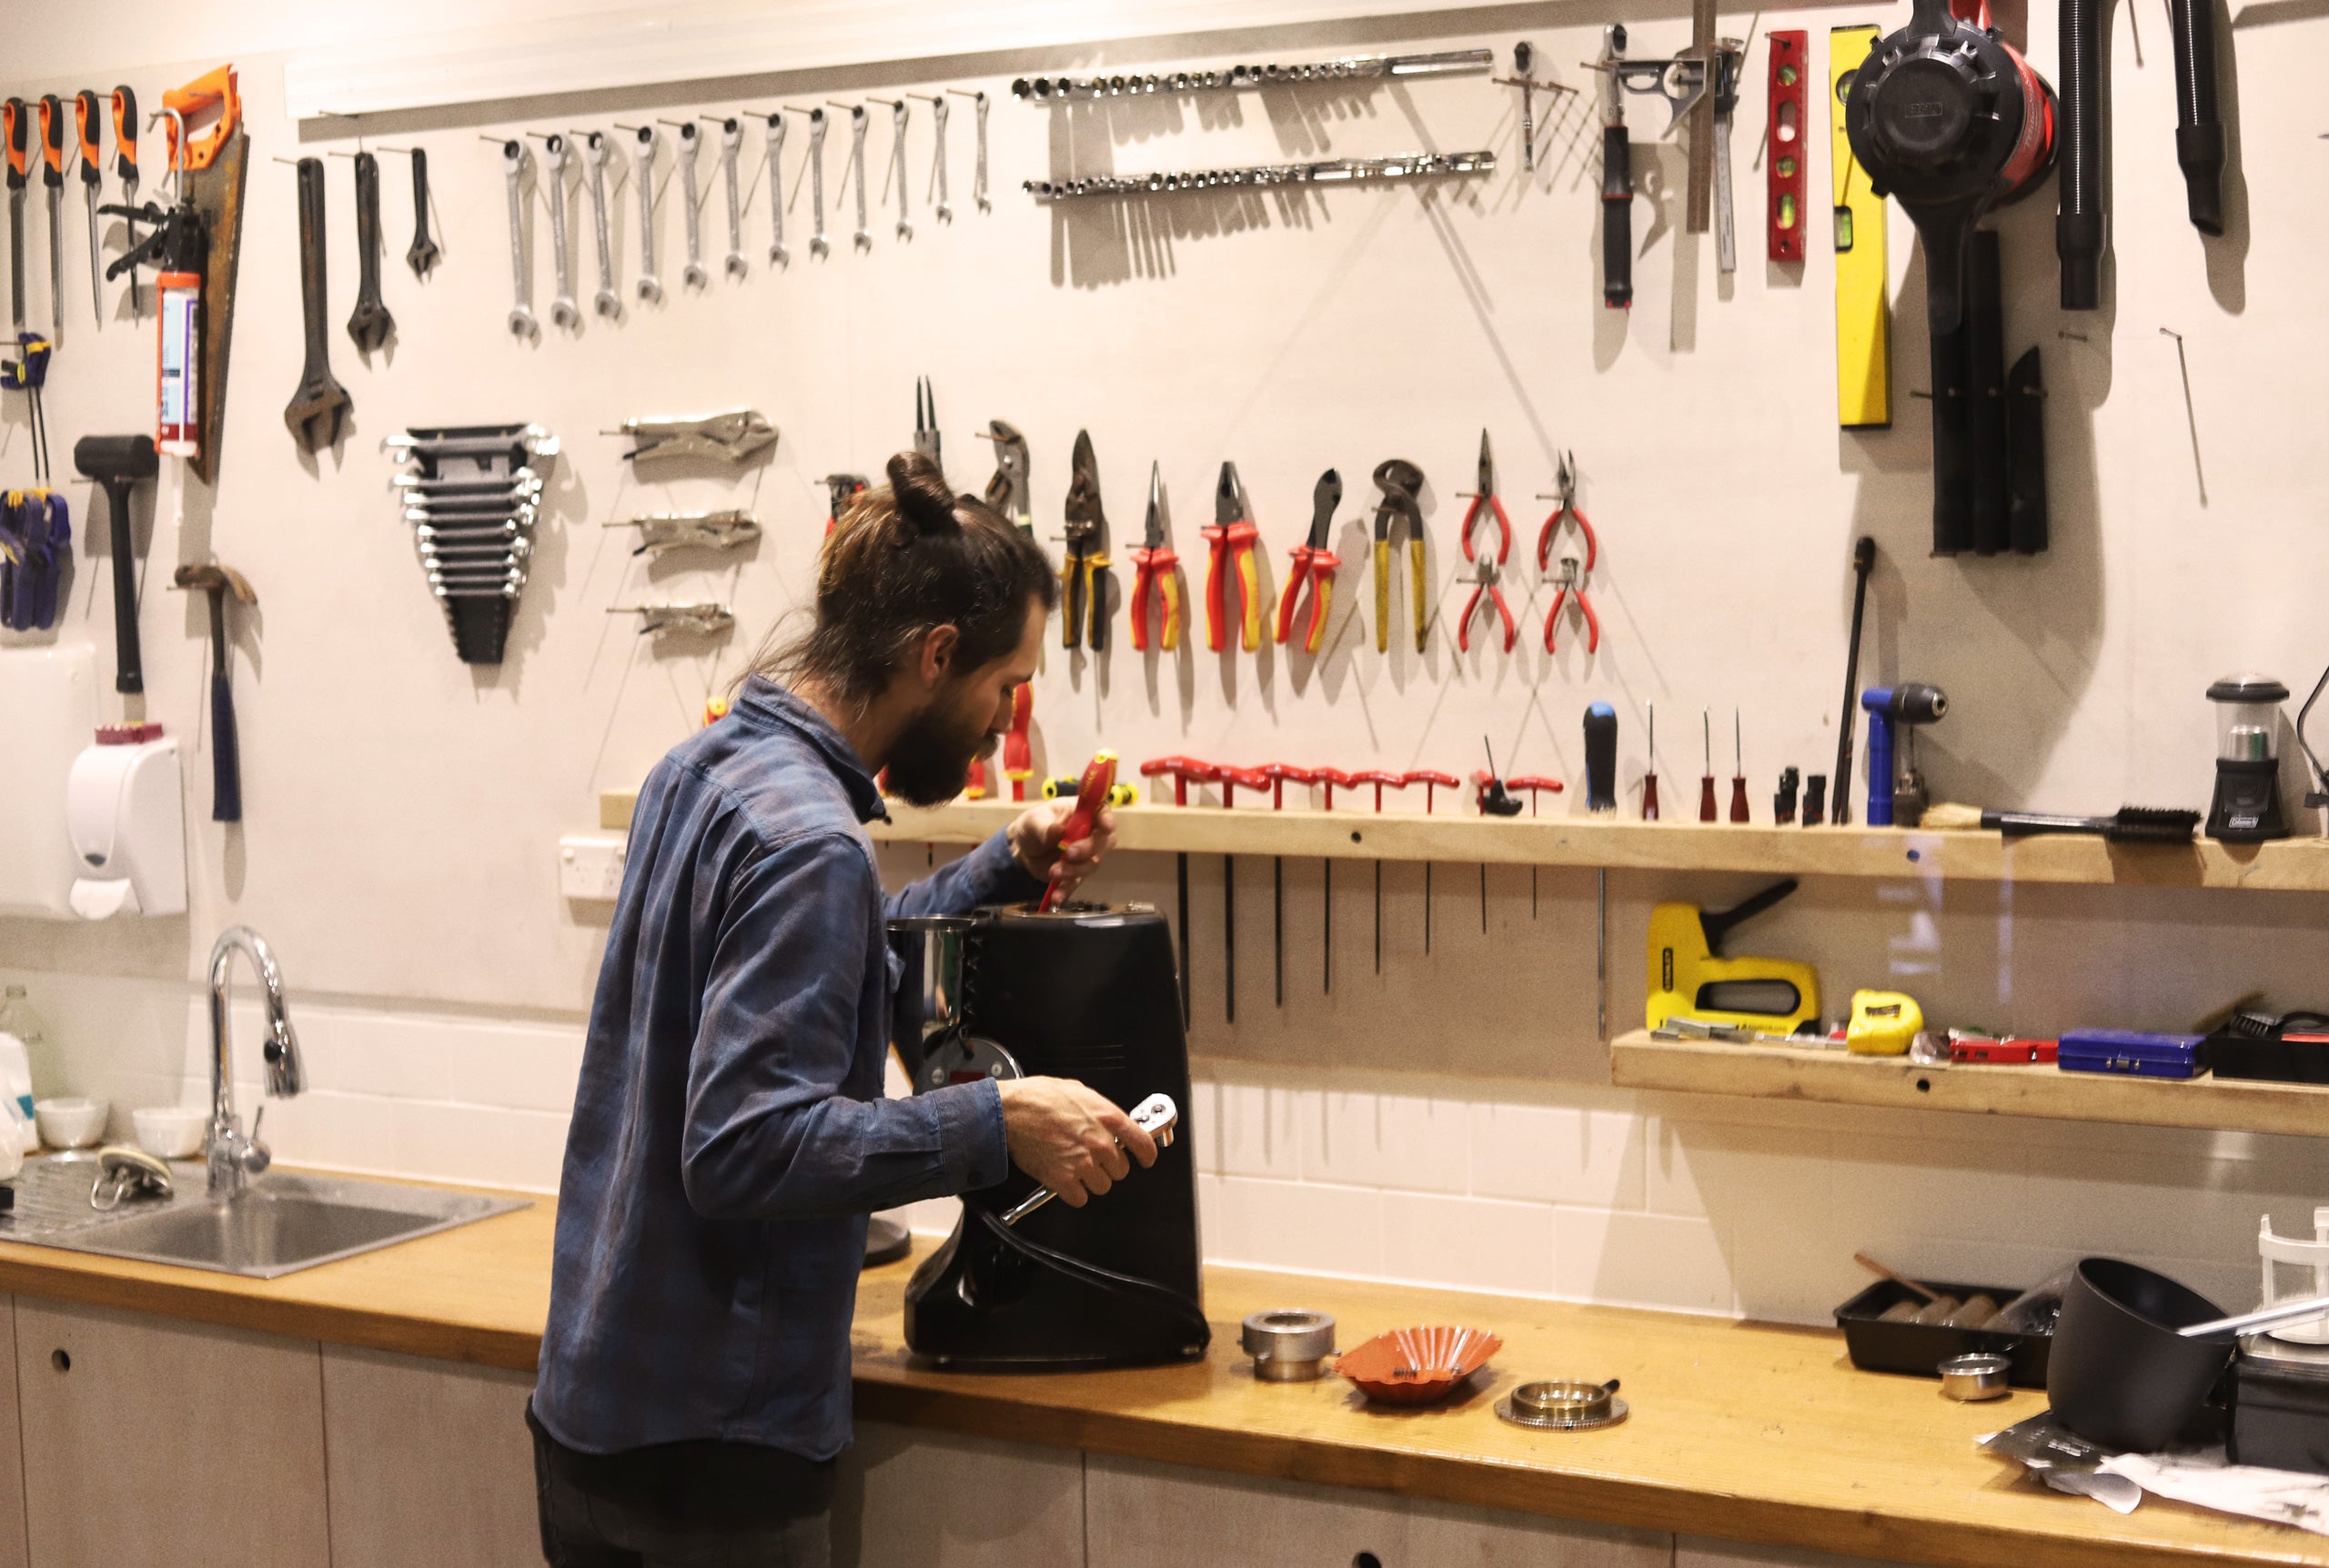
[
  {"left": 1457, "top": 432, "right": 1516, "bottom": 653},
  {"left": 1130, "top": 460, "right": 1182, "bottom": 652},
  {"left": 1370, "top": 457, "right": 1427, "bottom": 653},
  {"left": 1275, "top": 467, "right": 1341, "bottom": 654},
  {"left": 1062, "top": 428, "right": 1110, "bottom": 650},
  {"left": 1203, "top": 461, "right": 1264, "bottom": 653}
]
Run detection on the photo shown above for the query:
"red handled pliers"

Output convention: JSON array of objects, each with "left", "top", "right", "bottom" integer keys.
[
  {"left": 1543, "top": 553, "right": 1600, "bottom": 654},
  {"left": 1535, "top": 449, "right": 1599, "bottom": 576},
  {"left": 1275, "top": 467, "right": 1342, "bottom": 654},
  {"left": 1457, "top": 431, "right": 1516, "bottom": 654}
]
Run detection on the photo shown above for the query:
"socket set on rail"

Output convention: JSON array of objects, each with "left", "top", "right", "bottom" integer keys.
[{"left": 385, "top": 424, "right": 559, "bottom": 665}]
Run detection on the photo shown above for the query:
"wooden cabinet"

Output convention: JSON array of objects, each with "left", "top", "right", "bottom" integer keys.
[
  {"left": 0, "top": 1298, "right": 30, "bottom": 1568},
  {"left": 15, "top": 1299, "right": 330, "bottom": 1568},
  {"left": 321, "top": 1345, "right": 540, "bottom": 1568},
  {"left": 1086, "top": 1452, "right": 1670, "bottom": 1568},
  {"left": 1677, "top": 1535, "right": 1922, "bottom": 1568},
  {"left": 838, "top": 1420, "right": 1084, "bottom": 1568}
]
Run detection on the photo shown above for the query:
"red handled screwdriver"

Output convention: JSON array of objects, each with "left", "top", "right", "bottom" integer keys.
[
  {"left": 1699, "top": 709, "right": 1719, "bottom": 822},
  {"left": 1035, "top": 749, "right": 1116, "bottom": 914},
  {"left": 1729, "top": 710, "right": 1751, "bottom": 823}
]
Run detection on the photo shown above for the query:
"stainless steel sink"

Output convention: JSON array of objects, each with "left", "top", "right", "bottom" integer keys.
[{"left": 2, "top": 1160, "right": 527, "bottom": 1280}]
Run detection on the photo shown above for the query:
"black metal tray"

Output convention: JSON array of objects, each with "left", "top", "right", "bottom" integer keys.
[{"left": 1834, "top": 1278, "right": 2052, "bottom": 1389}]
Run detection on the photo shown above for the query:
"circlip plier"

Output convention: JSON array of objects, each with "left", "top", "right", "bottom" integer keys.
[
  {"left": 1061, "top": 428, "right": 1109, "bottom": 650},
  {"left": 1538, "top": 451, "right": 1602, "bottom": 653},
  {"left": 1370, "top": 458, "right": 1427, "bottom": 653},
  {"left": 1457, "top": 431, "right": 1516, "bottom": 654},
  {"left": 1275, "top": 467, "right": 1340, "bottom": 655},
  {"left": 1129, "top": 460, "right": 1181, "bottom": 652},
  {"left": 1203, "top": 461, "right": 1263, "bottom": 654}
]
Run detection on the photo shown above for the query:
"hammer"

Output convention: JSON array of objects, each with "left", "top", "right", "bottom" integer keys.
[
  {"left": 170, "top": 561, "right": 256, "bottom": 822},
  {"left": 72, "top": 433, "right": 158, "bottom": 694}
]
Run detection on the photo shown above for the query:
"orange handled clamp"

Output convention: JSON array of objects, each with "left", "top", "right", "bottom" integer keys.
[
  {"left": 1035, "top": 749, "right": 1117, "bottom": 912},
  {"left": 1002, "top": 683, "right": 1034, "bottom": 801},
  {"left": 162, "top": 65, "right": 240, "bottom": 175},
  {"left": 1130, "top": 461, "right": 1181, "bottom": 652},
  {"left": 1204, "top": 460, "right": 1262, "bottom": 653},
  {"left": 1275, "top": 467, "right": 1341, "bottom": 654}
]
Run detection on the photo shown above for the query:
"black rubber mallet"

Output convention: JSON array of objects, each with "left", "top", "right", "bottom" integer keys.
[
  {"left": 73, "top": 433, "right": 158, "bottom": 694},
  {"left": 171, "top": 561, "right": 256, "bottom": 822}
]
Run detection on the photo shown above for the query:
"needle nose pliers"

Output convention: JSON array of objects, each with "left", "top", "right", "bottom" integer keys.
[
  {"left": 1370, "top": 458, "right": 1427, "bottom": 654},
  {"left": 1203, "top": 461, "right": 1263, "bottom": 653},
  {"left": 1275, "top": 467, "right": 1341, "bottom": 654},
  {"left": 1457, "top": 432, "right": 1516, "bottom": 654},
  {"left": 1130, "top": 460, "right": 1182, "bottom": 652}
]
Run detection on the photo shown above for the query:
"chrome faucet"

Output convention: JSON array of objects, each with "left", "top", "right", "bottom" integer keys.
[{"left": 207, "top": 927, "right": 303, "bottom": 1198}]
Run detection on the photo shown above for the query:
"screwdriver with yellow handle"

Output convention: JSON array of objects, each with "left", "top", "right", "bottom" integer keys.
[
  {"left": 1369, "top": 457, "right": 1427, "bottom": 654},
  {"left": 1204, "top": 460, "right": 1262, "bottom": 653},
  {"left": 74, "top": 91, "right": 101, "bottom": 329},
  {"left": 3, "top": 100, "right": 25, "bottom": 334},
  {"left": 37, "top": 95, "right": 66, "bottom": 346}
]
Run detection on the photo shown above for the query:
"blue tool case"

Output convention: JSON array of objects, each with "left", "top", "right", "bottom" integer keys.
[{"left": 2058, "top": 1029, "right": 2207, "bottom": 1079}]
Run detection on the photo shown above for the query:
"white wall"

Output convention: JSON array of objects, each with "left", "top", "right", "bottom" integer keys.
[{"left": 0, "top": 0, "right": 2323, "bottom": 1324}]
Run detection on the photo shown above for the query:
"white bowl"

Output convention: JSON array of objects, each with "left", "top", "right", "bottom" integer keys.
[
  {"left": 34, "top": 1098, "right": 108, "bottom": 1150},
  {"left": 132, "top": 1106, "right": 207, "bottom": 1161}
]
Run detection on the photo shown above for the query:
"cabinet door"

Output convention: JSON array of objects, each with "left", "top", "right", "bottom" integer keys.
[
  {"left": 15, "top": 1299, "right": 329, "bottom": 1568},
  {"left": 837, "top": 1420, "right": 1084, "bottom": 1568},
  {"left": 322, "top": 1345, "right": 540, "bottom": 1568},
  {"left": 1087, "top": 1452, "right": 1669, "bottom": 1568},
  {"left": 0, "top": 1298, "right": 29, "bottom": 1568}
]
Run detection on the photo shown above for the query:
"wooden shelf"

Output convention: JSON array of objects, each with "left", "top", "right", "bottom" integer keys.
[
  {"left": 1610, "top": 1030, "right": 2329, "bottom": 1137},
  {"left": 597, "top": 789, "right": 2329, "bottom": 892}
]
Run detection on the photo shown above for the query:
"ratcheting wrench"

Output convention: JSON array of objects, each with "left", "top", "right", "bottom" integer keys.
[
  {"left": 791, "top": 106, "right": 826, "bottom": 259},
  {"left": 575, "top": 130, "right": 620, "bottom": 317},
  {"left": 622, "top": 123, "right": 661, "bottom": 301},
  {"left": 496, "top": 139, "right": 535, "bottom": 338},
  {"left": 705, "top": 116, "right": 746, "bottom": 278},
  {"left": 832, "top": 102, "right": 870, "bottom": 250},
  {"left": 669, "top": 120, "right": 706, "bottom": 288},
  {"left": 529, "top": 134, "right": 579, "bottom": 328},
  {"left": 872, "top": 97, "right": 911, "bottom": 240}
]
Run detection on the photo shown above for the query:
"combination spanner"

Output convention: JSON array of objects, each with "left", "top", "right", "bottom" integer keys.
[
  {"left": 871, "top": 96, "right": 911, "bottom": 240},
  {"left": 620, "top": 123, "right": 661, "bottom": 302},
  {"left": 831, "top": 101, "right": 870, "bottom": 250},
  {"left": 763, "top": 110, "right": 788, "bottom": 266},
  {"left": 912, "top": 92, "right": 952, "bottom": 223},
  {"left": 704, "top": 115, "right": 746, "bottom": 278},
  {"left": 493, "top": 139, "right": 534, "bottom": 338},
  {"left": 790, "top": 105, "right": 827, "bottom": 258},
  {"left": 527, "top": 133, "right": 580, "bottom": 327},
  {"left": 668, "top": 119, "right": 707, "bottom": 289},
  {"left": 949, "top": 87, "right": 990, "bottom": 213},
  {"left": 574, "top": 130, "right": 620, "bottom": 317}
]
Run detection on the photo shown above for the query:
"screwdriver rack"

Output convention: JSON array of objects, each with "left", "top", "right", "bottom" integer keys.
[{"left": 595, "top": 792, "right": 2329, "bottom": 893}]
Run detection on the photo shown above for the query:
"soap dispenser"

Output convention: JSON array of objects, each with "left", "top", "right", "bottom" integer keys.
[{"left": 66, "top": 727, "right": 187, "bottom": 919}]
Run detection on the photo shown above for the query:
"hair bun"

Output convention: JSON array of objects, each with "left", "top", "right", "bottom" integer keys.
[{"left": 886, "top": 451, "right": 960, "bottom": 538}]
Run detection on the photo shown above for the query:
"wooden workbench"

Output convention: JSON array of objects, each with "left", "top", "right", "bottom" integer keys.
[{"left": 0, "top": 1191, "right": 2319, "bottom": 1568}]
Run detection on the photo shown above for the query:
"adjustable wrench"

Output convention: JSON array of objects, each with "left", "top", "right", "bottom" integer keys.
[
  {"left": 797, "top": 106, "right": 827, "bottom": 258},
  {"left": 623, "top": 123, "right": 661, "bottom": 301},
  {"left": 762, "top": 111, "right": 789, "bottom": 266},
  {"left": 494, "top": 139, "right": 534, "bottom": 338},
  {"left": 670, "top": 120, "right": 706, "bottom": 288},
  {"left": 405, "top": 147, "right": 439, "bottom": 276},
  {"left": 872, "top": 96, "right": 911, "bottom": 240},
  {"left": 529, "top": 133, "right": 579, "bottom": 327},
  {"left": 705, "top": 116, "right": 746, "bottom": 278},
  {"left": 283, "top": 157, "right": 353, "bottom": 451},
  {"left": 348, "top": 149, "right": 397, "bottom": 351},
  {"left": 576, "top": 130, "right": 620, "bottom": 317},
  {"left": 832, "top": 102, "right": 870, "bottom": 250}
]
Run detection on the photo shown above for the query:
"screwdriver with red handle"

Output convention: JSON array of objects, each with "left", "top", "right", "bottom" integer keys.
[
  {"left": 37, "top": 95, "right": 66, "bottom": 347},
  {"left": 1002, "top": 684, "right": 1033, "bottom": 801},
  {"left": 1035, "top": 750, "right": 1116, "bottom": 914},
  {"left": 74, "top": 92, "right": 101, "bottom": 330}
]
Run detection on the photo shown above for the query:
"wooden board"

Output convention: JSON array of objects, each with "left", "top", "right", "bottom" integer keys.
[
  {"left": 1610, "top": 1031, "right": 2329, "bottom": 1137},
  {"left": 596, "top": 790, "right": 2329, "bottom": 892}
]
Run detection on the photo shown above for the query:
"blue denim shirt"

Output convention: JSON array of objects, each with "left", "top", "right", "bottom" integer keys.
[{"left": 533, "top": 678, "right": 1038, "bottom": 1459}]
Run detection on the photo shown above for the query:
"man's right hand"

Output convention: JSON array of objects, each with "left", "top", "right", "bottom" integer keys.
[{"left": 996, "top": 1077, "right": 1158, "bottom": 1207}]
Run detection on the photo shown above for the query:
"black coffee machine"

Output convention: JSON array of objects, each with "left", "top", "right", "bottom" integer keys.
[{"left": 889, "top": 903, "right": 1208, "bottom": 1369}]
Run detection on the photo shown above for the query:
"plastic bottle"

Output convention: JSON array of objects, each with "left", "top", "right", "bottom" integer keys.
[{"left": 0, "top": 986, "right": 45, "bottom": 1156}]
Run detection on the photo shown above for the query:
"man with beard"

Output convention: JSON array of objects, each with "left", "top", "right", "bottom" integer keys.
[{"left": 530, "top": 451, "right": 1150, "bottom": 1566}]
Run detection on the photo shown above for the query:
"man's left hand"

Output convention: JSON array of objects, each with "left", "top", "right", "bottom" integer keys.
[{"left": 1007, "top": 797, "right": 1117, "bottom": 900}]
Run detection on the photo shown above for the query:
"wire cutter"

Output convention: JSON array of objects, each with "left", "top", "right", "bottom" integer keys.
[
  {"left": 1275, "top": 467, "right": 1341, "bottom": 653},
  {"left": 1544, "top": 553, "right": 1601, "bottom": 653},
  {"left": 977, "top": 419, "right": 1031, "bottom": 536},
  {"left": 1535, "top": 449, "right": 1599, "bottom": 575},
  {"left": 913, "top": 376, "right": 941, "bottom": 467},
  {"left": 1457, "top": 433, "right": 1516, "bottom": 653},
  {"left": 1130, "top": 460, "right": 1181, "bottom": 652},
  {"left": 1370, "top": 457, "right": 1427, "bottom": 653},
  {"left": 1203, "top": 461, "right": 1263, "bottom": 653},
  {"left": 1061, "top": 428, "right": 1109, "bottom": 650}
]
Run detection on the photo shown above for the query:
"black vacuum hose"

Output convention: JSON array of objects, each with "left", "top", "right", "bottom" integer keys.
[
  {"left": 2056, "top": 0, "right": 2109, "bottom": 308},
  {"left": 2168, "top": 0, "right": 2225, "bottom": 234}
]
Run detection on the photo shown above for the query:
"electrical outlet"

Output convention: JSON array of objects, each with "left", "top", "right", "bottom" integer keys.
[{"left": 559, "top": 835, "right": 627, "bottom": 901}]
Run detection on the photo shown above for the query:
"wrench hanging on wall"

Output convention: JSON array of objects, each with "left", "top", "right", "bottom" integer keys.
[
  {"left": 574, "top": 130, "right": 619, "bottom": 317},
  {"left": 912, "top": 92, "right": 952, "bottom": 222},
  {"left": 348, "top": 149, "right": 396, "bottom": 350},
  {"left": 788, "top": 106, "right": 827, "bottom": 259},
  {"left": 667, "top": 120, "right": 707, "bottom": 288},
  {"left": 491, "top": 139, "right": 533, "bottom": 338},
  {"left": 948, "top": 88, "right": 990, "bottom": 212},
  {"left": 870, "top": 97, "right": 911, "bottom": 240},
  {"left": 527, "top": 133, "right": 579, "bottom": 327},
  {"left": 704, "top": 116, "right": 746, "bottom": 278},
  {"left": 620, "top": 123, "right": 661, "bottom": 301},
  {"left": 405, "top": 147, "right": 439, "bottom": 276},
  {"left": 830, "top": 102, "right": 871, "bottom": 249}
]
